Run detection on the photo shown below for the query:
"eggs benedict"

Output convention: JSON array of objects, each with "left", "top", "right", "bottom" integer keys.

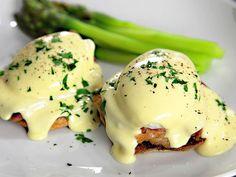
[
  {"left": 97, "top": 49, "right": 236, "bottom": 164},
  {"left": 0, "top": 31, "right": 103, "bottom": 140}
]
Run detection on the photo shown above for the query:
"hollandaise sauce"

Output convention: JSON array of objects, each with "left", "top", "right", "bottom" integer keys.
[
  {"left": 101, "top": 49, "right": 236, "bottom": 164},
  {"left": 0, "top": 32, "right": 103, "bottom": 140}
]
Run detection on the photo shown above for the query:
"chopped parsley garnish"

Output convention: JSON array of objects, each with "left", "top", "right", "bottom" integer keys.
[
  {"left": 82, "top": 78, "right": 89, "bottom": 87},
  {"left": 58, "top": 52, "right": 73, "bottom": 59},
  {"left": 81, "top": 101, "right": 89, "bottom": 113},
  {"left": 107, "top": 80, "right": 116, "bottom": 87},
  {"left": 159, "top": 71, "right": 166, "bottom": 77},
  {"left": 62, "top": 74, "right": 69, "bottom": 90},
  {"left": 225, "top": 116, "right": 229, "bottom": 122},
  {"left": 193, "top": 83, "right": 198, "bottom": 99},
  {"left": 215, "top": 99, "right": 227, "bottom": 111},
  {"left": 171, "top": 78, "right": 188, "bottom": 85},
  {"left": 159, "top": 65, "right": 166, "bottom": 70},
  {"left": 35, "top": 39, "right": 50, "bottom": 52},
  {"left": 17, "top": 76, "right": 20, "bottom": 81},
  {"left": 184, "top": 84, "right": 188, "bottom": 92},
  {"left": 49, "top": 96, "right": 53, "bottom": 101},
  {"left": 73, "top": 79, "right": 94, "bottom": 114},
  {"left": 74, "top": 88, "right": 91, "bottom": 101},
  {"left": 51, "top": 34, "right": 62, "bottom": 43},
  {"left": 66, "top": 62, "right": 78, "bottom": 71},
  {"left": 101, "top": 99, "right": 107, "bottom": 113},
  {"left": 74, "top": 88, "right": 92, "bottom": 113},
  {"left": 130, "top": 77, "right": 136, "bottom": 82},
  {"left": 86, "top": 129, "right": 92, "bottom": 132},
  {"left": 140, "top": 61, "right": 188, "bottom": 92},
  {"left": 140, "top": 61, "right": 158, "bottom": 69},
  {"left": 27, "top": 87, "right": 31, "bottom": 92},
  {"left": 24, "top": 59, "right": 32, "bottom": 66},
  {"left": 145, "top": 76, "right": 153, "bottom": 85},
  {"left": 59, "top": 102, "right": 74, "bottom": 118},
  {"left": 75, "top": 133, "right": 93, "bottom": 143},
  {"left": 51, "top": 56, "right": 62, "bottom": 66},
  {"left": 60, "top": 102, "right": 74, "bottom": 110},
  {"left": 8, "top": 63, "right": 19, "bottom": 70},
  {"left": 49, "top": 52, "right": 78, "bottom": 71},
  {"left": 0, "top": 70, "right": 4, "bottom": 76},
  {"left": 172, "top": 79, "right": 188, "bottom": 92},
  {"left": 51, "top": 67, "right": 55, "bottom": 75}
]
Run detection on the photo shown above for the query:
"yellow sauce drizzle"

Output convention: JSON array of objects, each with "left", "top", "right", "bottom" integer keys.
[{"left": 0, "top": 32, "right": 103, "bottom": 140}]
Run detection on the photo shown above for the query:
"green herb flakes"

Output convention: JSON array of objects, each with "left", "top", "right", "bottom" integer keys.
[
  {"left": 140, "top": 61, "right": 157, "bottom": 69},
  {"left": 27, "top": 87, "right": 31, "bottom": 92},
  {"left": 81, "top": 101, "right": 89, "bottom": 113},
  {"left": 8, "top": 63, "right": 19, "bottom": 70},
  {"left": 193, "top": 83, "right": 198, "bottom": 99},
  {"left": 75, "top": 88, "right": 91, "bottom": 100},
  {"left": 24, "top": 59, "right": 32, "bottom": 66},
  {"left": 75, "top": 133, "right": 93, "bottom": 143},
  {"left": 130, "top": 77, "right": 136, "bottom": 82},
  {"left": 171, "top": 78, "right": 187, "bottom": 85},
  {"left": 184, "top": 84, "right": 188, "bottom": 92},
  {"left": 35, "top": 39, "right": 50, "bottom": 52},
  {"left": 145, "top": 76, "right": 153, "bottom": 85},
  {"left": 101, "top": 99, "right": 107, "bottom": 113},
  {"left": 62, "top": 74, "right": 69, "bottom": 90},
  {"left": 51, "top": 56, "right": 62, "bottom": 66},
  {"left": 107, "top": 80, "right": 116, "bottom": 87},
  {"left": 0, "top": 70, "right": 4, "bottom": 76},
  {"left": 82, "top": 78, "right": 89, "bottom": 87},
  {"left": 51, "top": 67, "right": 55, "bottom": 75},
  {"left": 58, "top": 52, "right": 73, "bottom": 59},
  {"left": 51, "top": 35, "right": 62, "bottom": 43},
  {"left": 215, "top": 99, "right": 227, "bottom": 111},
  {"left": 49, "top": 52, "right": 78, "bottom": 71},
  {"left": 59, "top": 101, "right": 74, "bottom": 118}
]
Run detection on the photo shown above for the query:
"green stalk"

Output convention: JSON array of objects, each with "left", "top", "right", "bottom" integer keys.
[
  {"left": 53, "top": 1, "right": 90, "bottom": 20},
  {"left": 91, "top": 12, "right": 146, "bottom": 30},
  {"left": 187, "top": 54, "right": 212, "bottom": 74},
  {"left": 95, "top": 46, "right": 211, "bottom": 74},
  {"left": 52, "top": 2, "right": 223, "bottom": 59},
  {"left": 95, "top": 38, "right": 212, "bottom": 74},
  {"left": 95, "top": 47, "right": 138, "bottom": 64},
  {"left": 18, "top": 0, "right": 163, "bottom": 54},
  {"left": 92, "top": 22, "right": 223, "bottom": 59},
  {"left": 63, "top": 17, "right": 158, "bottom": 54}
]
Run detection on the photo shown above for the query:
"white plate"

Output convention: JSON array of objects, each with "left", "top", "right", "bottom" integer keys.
[{"left": 1, "top": 0, "right": 236, "bottom": 177}]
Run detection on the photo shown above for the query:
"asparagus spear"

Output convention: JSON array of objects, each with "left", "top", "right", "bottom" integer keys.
[
  {"left": 15, "top": 0, "right": 220, "bottom": 73},
  {"left": 95, "top": 47, "right": 138, "bottom": 64},
  {"left": 94, "top": 24, "right": 223, "bottom": 59},
  {"left": 53, "top": 1, "right": 224, "bottom": 59},
  {"left": 95, "top": 46, "right": 210, "bottom": 74},
  {"left": 16, "top": 0, "right": 165, "bottom": 54}
]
